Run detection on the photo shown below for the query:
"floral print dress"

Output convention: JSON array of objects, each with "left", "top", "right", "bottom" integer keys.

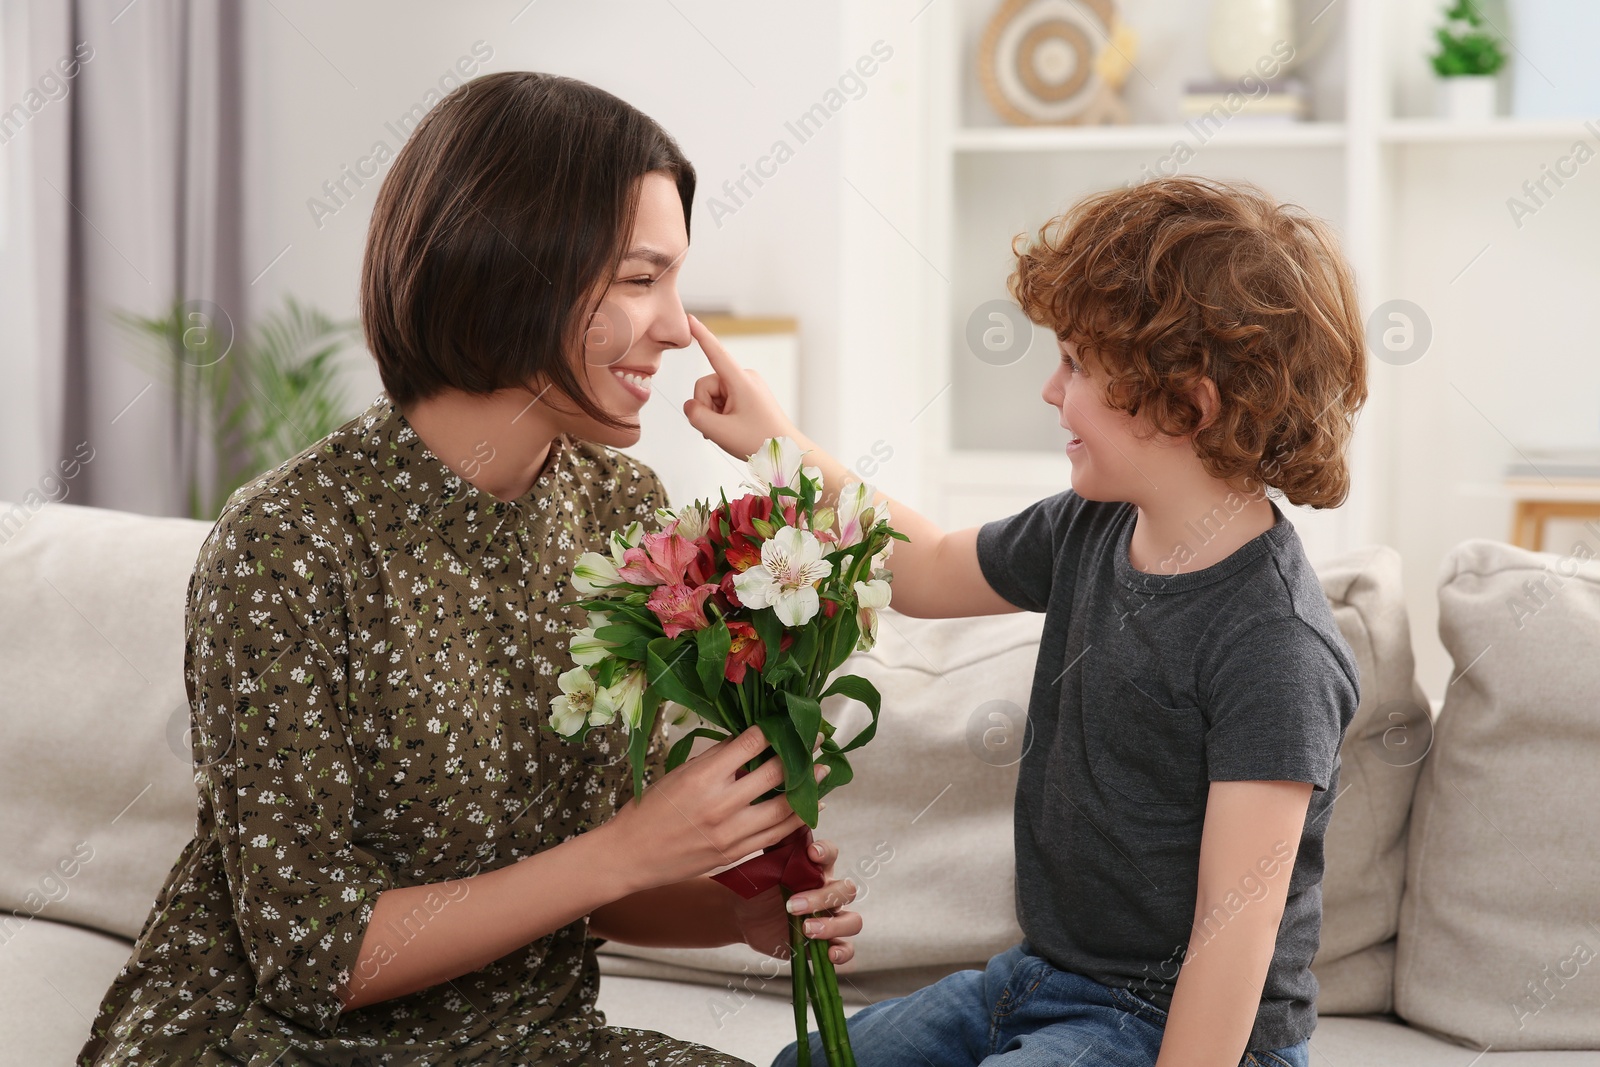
[{"left": 78, "top": 393, "right": 751, "bottom": 1067}]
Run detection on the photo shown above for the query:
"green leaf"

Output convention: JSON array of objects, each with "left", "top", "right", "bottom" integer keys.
[
  {"left": 646, "top": 638, "right": 713, "bottom": 717},
  {"left": 790, "top": 625, "right": 819, "bottom": 674},
  {"left": 764, "top": 658, "right": 804, "bottom": 690},
  {"left": 815, "top": 738, "right": 854, "bottom": 799},
  {"left": 783, "top": 692, "right": 822, "bottom": 753},
  {"left": 825, "top": 607, "right": 860, "bottom": 674},
  {"left": 821, "top": 673, "right": 882, "bottom": 753},
  {"left": 752, "top": 607, "right": 783, "bottom": 668},
  {"left": 695, "top": 619, "right": 731, "bottom": 704},
  {"left": 629, "top": 688, "right": 661, "bottom": 802},
  {"left": 595, "top": 622, "right": 651, "bottom": 645},
  {"left": 665, "top": 726, "right": 730, "bottom": 771},
  {"left": 756, "top": 714, "right": 818, "bottom": 827}
]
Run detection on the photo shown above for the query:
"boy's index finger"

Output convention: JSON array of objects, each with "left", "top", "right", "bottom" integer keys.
[{"left": 689, "top": 314, "right": 743, "bottom": 380}]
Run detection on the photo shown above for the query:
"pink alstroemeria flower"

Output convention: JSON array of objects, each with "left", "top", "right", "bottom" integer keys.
[
  {"left": 647, "top": 582, "right": 717, "bottom": 638},
  {"left": 617, "top": 531, "right": 702, "bottom": 587}
]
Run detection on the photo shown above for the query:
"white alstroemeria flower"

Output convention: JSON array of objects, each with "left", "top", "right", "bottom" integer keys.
[
  {"left": 572, "top": 551, "right": 623, "bottom": 595},
  {"left": 854, "top": 579, "right": 892, "bottom": 652},
  {"left": 569, "top": 610, "right": 618, "bottom": 666},
  {"left": 732, "top": 526, "right": 834, "bottom": 626},
  {"left": 549, "top": 667, "right": 598, "bottom": 736},
  {"left": 595, "top": 667, "right": 648, "bottom": 731},
  {"left": 609, "top": 521, "right": 644, "bottom": 565},
  {"left": 657, "top": 502, "right": 710, "bottom": 541},
  {"left": 834, "top": 481, "right": 880, "bottom": 549},
  {"left": 743, "top": 436, "right": 820, "bottom": 495}
]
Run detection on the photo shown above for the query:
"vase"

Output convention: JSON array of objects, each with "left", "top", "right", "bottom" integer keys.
[
  {"left": 1437, "top": 75, "right": 1499, "bottom": 121},
  {"left": 1208, "top": 0, "right": 1295, "bottom": 81}
]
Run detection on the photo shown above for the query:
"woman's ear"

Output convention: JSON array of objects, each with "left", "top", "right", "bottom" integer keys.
[{"left": 1191, "top": 377, "right": 1220, "bottom": 433}]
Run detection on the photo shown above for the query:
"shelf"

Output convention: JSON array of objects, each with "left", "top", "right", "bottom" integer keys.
[
  {"left": 950, "top": 122, "right": 1347, "bottom": 153},
  {"left": 1378, "top": 117, "right": 1600, "bottom": 144}
]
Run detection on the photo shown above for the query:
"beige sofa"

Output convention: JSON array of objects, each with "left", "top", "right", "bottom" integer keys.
[{"left": 2, "top": 497, "right": 1598, "bottom": 1067}]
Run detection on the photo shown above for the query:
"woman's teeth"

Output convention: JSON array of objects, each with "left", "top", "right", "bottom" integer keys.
[{"left": 612, "top": 368, "right": 651, "bottom": 399}]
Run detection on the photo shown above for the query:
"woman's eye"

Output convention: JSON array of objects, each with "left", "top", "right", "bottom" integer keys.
[{"left": 626, "top": 277, "right": 656, "bottom": 288}]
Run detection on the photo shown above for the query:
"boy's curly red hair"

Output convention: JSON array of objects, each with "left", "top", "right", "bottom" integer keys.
[{"left": 1008, "top": 175, "right": 1367, "bottom": 509}]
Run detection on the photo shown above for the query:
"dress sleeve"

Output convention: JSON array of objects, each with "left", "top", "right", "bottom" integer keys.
[
  {"left": 1200, "top": 615, "right": 1360, "bottom": 792},
  {"left": 186, "top": 499, "right": 393, "bottom": 1035}
]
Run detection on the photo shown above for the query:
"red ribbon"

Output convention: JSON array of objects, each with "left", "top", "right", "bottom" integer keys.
[
  {"left": 711, "top": 824, "right": 827, "bottom": 899},
  {"left": 709, "top": 762, "right": 828, "bottom": 899}
]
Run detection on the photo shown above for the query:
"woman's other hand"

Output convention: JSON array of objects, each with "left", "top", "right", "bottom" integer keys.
[
  {"left": 682, "top": 314, "right": 803, "bottom": 461},
  {"left": 731, "top": 837, "right": 862, "bottom": 968}
]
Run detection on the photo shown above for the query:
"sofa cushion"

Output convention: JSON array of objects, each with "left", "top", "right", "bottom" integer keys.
[
  {"left": 0, "top": 500, "right": 212, "bottom": 941},
  {"left": 1396, "top": 537, "right": 1600, "bottom": 1049},
  {"left": 598, "top": 607, "right": 1043, "bottom": 997},
  {"left": 1307, "top": 544, "right": 1432, "bottom": 1014},
  {"left": 0, "top": 917, "right": 135, "bottom": 1067}
]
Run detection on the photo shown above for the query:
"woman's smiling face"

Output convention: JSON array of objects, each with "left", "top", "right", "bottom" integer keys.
[{"left": 557, "top": 171, "right": 693, "bottom": 448}]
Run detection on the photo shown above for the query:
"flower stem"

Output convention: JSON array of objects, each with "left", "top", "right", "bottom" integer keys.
[
  {"left": 806, "top": 936, "right": 840, "bottom": 1063},
  {"left": 787, "top": 902, "right": 811, "bottom": 1067},
  {"left": 810, "top": 939, "right": 857, "bottom": 1067},
  {"left": 807, "top": 936, "right": 854, "bottom": 1066}
]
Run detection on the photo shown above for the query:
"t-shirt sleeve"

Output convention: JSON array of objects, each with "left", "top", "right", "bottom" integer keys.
[
  {"left": 974, "top": 489, "right": 1081, "bottom": 613},
  {"left": 1201, "top": 615, "right": 1359, "bottom": 792},
  {"left": 187, "top": 500, "right": 392, "bottom": 1035}
]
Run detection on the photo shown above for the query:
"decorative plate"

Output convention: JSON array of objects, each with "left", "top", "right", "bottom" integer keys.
[{"left": 978, "top": 0, "right": 1120, "bottom": 125}]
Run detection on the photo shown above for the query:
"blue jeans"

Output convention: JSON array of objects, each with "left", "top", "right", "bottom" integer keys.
[{"left": 771, "top": 943, "right": 1311, "bottom": 1067}]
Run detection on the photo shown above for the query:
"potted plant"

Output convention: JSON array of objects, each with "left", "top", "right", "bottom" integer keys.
[
  {"left": 1430, "top": 0, "right": 1507, "bottom": 121},
  {"left": 115, "top": 295, "right": 356, "bottom": 520}
]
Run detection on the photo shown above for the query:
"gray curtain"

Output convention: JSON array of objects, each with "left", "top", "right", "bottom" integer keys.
[{"left": 4, "top": 0, "right": 242, "bottom": 518}]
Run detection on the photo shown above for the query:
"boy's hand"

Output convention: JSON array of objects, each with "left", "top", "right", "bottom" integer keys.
[
  {"left": 683, "top": 314, "right": 803, "bottom": 462},
  {"left": 728, "top": 837, "right": 861, "bottom": 966}
]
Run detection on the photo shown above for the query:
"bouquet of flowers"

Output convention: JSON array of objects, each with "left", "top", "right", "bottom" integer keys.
[{"left": 549, "top": 436, "right": 904, "bottom": 1067}]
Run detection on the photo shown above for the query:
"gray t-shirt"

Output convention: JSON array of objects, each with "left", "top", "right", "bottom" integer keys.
[{"left": 976, "top": 489, "right": 1359, "bottom": 1049}]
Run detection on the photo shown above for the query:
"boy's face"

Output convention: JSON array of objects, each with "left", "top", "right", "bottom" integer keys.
[{"left": 1041, "top": 337, "right": 1186, "bottom": 506}]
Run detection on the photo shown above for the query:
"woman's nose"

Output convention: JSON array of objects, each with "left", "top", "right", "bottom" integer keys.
[{"left": 654, "top": 294, "right": 692, "bottom": 351}]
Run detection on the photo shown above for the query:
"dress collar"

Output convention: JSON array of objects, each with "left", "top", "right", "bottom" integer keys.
[{"left": 355, "top": 392, "right": 572, "bottom": 564}]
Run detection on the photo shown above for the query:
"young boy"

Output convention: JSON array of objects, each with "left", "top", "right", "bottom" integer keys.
[{"left": 683, "top": 174, "right": 1366, "bottom": 1067}]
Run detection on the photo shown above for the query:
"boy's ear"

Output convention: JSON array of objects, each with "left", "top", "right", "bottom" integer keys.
[{"left": 1191, "top": 377, "right": 1220, "bottom": 434}]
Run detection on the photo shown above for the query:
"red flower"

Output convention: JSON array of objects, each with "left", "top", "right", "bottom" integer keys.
[
  {"left": 725, "top": 620, "right": 767, "bottom": 683},
  {"left": 709, "top": 493, "right": 800, "bottom": 574},
  {"left": 724, "top": 619, "right": 794, "bottom": 684}
]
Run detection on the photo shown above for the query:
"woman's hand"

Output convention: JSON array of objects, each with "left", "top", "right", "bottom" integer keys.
[
  {"left": 730, "top": 837, "right": 862, "bottom": 968},
  {"left": 600, "top": 725, "right": 817, "bottom": 894},
  {"left": 682, "top": 314, "right": 803, "bottom": 461}
]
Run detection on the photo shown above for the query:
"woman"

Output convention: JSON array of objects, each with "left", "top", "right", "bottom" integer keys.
[{"left": 78, "top": 71, "right": 859, "bottom": 1067}]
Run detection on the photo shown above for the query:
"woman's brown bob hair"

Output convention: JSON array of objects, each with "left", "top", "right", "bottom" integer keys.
[
  {"left": 1009, "top": 175, "right": 1367, "bottom": 509},
  {"left": 360, "top": 71, "right": 695, "bottom": 430}
]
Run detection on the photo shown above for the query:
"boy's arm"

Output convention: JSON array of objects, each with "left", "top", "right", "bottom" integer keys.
[
  {"left": 1154, "top": 779, "right": 1312, "bottom": 1067},
  {"left": 681, "top": 315, "right": 1016, "bottom": 619}
]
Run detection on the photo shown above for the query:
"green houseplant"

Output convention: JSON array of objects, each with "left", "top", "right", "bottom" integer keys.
[
  {"left": 116, "top": 295, "right": 357, "bottom": 521},
  {"left": 1430, "top": 0, "right": 1507, "bottom": 120}
]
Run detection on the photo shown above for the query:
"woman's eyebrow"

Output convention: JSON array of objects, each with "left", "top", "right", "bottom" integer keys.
[{"left": 622, "top": 245, "right": 688, "bottom": 270}]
